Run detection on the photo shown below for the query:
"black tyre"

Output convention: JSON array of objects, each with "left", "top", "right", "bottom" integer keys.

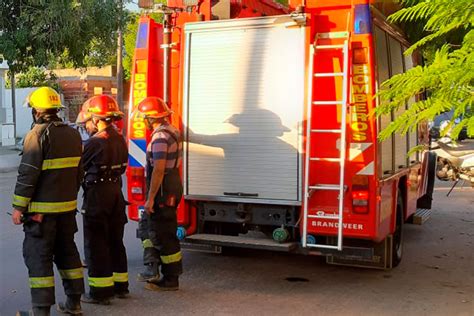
[
  {"left": 417, "top": 152, "right": 437, "bottom": 209},
  {"left": 392, "top": 193, "right": 404, "bottom": 267}
]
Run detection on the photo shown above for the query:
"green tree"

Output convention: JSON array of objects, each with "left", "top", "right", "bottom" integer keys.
[
  {"left": 0, "top": 1, "right": 122, "bottom": 73},
  {"left": 5, "top": 67, "right": 59, "bottom": 90},
  {"left": 377, "top": 0, "right": 474, "bottom": 141},
  {"left": 123, "top": 12, "right": 140, "bottom": 81}
]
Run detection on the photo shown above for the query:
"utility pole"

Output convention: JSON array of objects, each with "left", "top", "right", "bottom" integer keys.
[{"left": 116, "top": 0, "right": 124, "bottom": 112}]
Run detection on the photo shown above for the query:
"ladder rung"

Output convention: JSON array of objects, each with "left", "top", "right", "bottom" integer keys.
[
  {"left": 309, "top": 184, "right": 340, "bottom": 191},
  {"left": 311, "top": 129, "right": 341, "bottom": 133},
  {"left": 307, "top": 214, "right": 340, "bottom": 220},
  {"left": 310, "top": 157, "right": 341, "bottom": 162},
  {"left": 306, "top": 244, "right": 340, "bottom": 250},
  {"left": 313, "top": 101, "right": 343, "bottom": 105},
  {"left": 317, "top": 31, "right": 349, "bottom": 39},
  {"left": 314, "top": 72, "right": 344, "bottom": 77},
  {"left": 315, "top": 44, "right": 345, "bottom": 50}
]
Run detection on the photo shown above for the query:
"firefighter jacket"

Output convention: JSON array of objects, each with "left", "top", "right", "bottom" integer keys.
[
  {"left": 82, "top": 125, "right": 128, "bottom": 184},
  {"left": 12, "top": 115, "right": 83, "bottom": 213}
]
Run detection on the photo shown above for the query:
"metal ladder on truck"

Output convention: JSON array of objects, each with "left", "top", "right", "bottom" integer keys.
[{"left": 302, "top": 30, "right": 350, "bottom": 251}]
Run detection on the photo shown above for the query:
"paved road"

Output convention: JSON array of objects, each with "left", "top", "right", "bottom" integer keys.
[{"left": 0, "top": 171, "right": 472, "bottom": 316}]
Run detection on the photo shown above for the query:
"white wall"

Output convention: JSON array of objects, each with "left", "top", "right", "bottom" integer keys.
[
  {"left": 0, "top": 61, "right": 11, "bottom": 144},
  {"left": 5, "top": 88, "right": 35, "bottom": 138}
]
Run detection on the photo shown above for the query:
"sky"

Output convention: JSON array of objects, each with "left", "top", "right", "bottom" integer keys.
[{"left": 126, "top": 2, "right": 139, "bottom": 12}]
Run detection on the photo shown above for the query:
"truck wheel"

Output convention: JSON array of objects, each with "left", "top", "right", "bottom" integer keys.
[
  {"left": 392, "top": 193, "right": 404, "bottom": 267},
  {"left": 417, "top": 152, "right": 437, "bottom": 209}
]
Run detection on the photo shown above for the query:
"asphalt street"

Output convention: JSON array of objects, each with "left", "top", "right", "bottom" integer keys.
[{"left": 0, "top": 171, "right": 473, "bottom": 316}]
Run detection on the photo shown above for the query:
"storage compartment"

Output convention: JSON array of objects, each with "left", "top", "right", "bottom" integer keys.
[{"left": 183, "top": 16, "right": 307, "bottom": 203}]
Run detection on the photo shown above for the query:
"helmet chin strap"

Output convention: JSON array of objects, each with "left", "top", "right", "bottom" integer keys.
[
  {"left": 31, "top": 108, "right": 38, "bottom": 124},
  {"left": 87, "top": 118, "right": 99, "bottom": 136}
]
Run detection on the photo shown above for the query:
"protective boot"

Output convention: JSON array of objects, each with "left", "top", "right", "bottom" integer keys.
[
  {"left": 16, "top": 306, "right": 51, "bottom": 316},
  {"left": 80, "top": 293, "right": 111, "bottom": 305},
  {"left": 57, "top": 295, "right": 83, "bottom": 315},
  {"left": 145, "top": 275, "right": 179, "bottom": 291},
  {"left": 137, "top": 262, "right": 159, "bottom": 282},
  {"left": 115, "top": 289, "right": 130, "bottom": 299}
]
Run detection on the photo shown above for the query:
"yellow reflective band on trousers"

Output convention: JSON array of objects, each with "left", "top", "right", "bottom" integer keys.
[
  {"left": 29, "top": 200, "right": 77, "bottom": 213},
  {"left": 89, "top": 276, "right": 114, "bottom": 288},
  {"left": 59, "top": 268, "right": 84, "bottom": 280},
  {"left": 160, "top": 251, "right": 182, "bottom": 264},
  {"left": 113, "top": 272, "right": 128, "bottom": 283},
  {"left": 12, "top": 194, "right": 31, "bottom": 207},
  {"left": 142, "top": 239, "right": 153, "bottom": 249},
  {"left": 42, "top": 157, "right": 81, "bottom": 170},
  {"left": 29, "top": 276, "right": 54, "bottom": 289}
]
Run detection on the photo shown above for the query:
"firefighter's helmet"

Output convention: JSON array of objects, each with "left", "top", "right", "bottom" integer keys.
[
  {"left": 137, "top": 97, "right": 172, "bottom": 119},
  {"left": 84, "top": 95, "right": 123, "bottom": 120},
  {"left": 25, "top": 87, "right": 63, "bottom": 110}
]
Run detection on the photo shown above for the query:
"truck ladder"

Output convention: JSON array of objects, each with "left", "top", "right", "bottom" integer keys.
[{"left": 302, "top": 32, "right": 350, "bottom": 251}]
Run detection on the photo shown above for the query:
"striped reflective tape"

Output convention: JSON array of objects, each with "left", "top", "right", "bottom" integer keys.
[
  {"left": 142, "top": 239, "right": 153, "bottom": 249},
  {"left": 357, "top": 161, "right": 375, "bottom": 175},
  {"left": 29, "top": 200, "right": 77, "bottom": 213},
  {"left": 59, "top": 268, "right": 83, "bottom": 280},
  {"left": 29, "top": 276, "right": 54, "bottom": 289},
  {"left": 113, "top": 272, "right": 128, "bottom": 283},
  {"left": 129, "top": 139, "right": 147, "bottom": 167},
  {"left": 161, "top": 251, "right": 182, "bottom": 264},
  {"left": 89, "top": 276, "right": 114, "bottom": 288},
  {"left": 42, "top": 157, "right": 81, "bottom": 170},
  {"left": 12, "top": 194, "right": 31, "bottom": 207}
]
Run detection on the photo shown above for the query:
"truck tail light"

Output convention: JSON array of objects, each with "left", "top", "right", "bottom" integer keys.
[
  {"left": 353, "top": 47, "right": 368, "bottom": 64},
  {"left": 352, "top": 175, "right": 369, "bottom": 214},
  {"left": 130, "top": 167, "right": 146, "bottom": 202}
]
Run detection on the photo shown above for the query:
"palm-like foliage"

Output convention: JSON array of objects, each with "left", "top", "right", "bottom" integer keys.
[{"left": 377, "top": 0, "right": 474, "bottom": 140}]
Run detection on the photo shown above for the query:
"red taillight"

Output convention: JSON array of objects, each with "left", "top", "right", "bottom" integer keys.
[
  {"left": 352, "top": 175, "right": 369, "bottom": 214},
  {"left": 353, "top": 47, "right": 368, "bottom": 64},
  {"left": 130, "top": 167, "right": 145, "bottom": 202}
]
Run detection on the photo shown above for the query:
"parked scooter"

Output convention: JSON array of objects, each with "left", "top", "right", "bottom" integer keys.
[{"left": 431, "top": 138, "right": 474, "bottom": 195}]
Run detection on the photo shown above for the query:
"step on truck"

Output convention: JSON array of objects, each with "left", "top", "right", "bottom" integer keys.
[{"left": 126, "top": 0, "right": 436, "bottom": 269}]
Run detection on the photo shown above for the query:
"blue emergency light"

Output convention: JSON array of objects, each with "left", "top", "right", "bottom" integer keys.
[
  {"left": 354, "top": 4, "right": 372, "bottom": 34},
  {"left": 136, "top": 22, "right": 149, "bottom": 49}
]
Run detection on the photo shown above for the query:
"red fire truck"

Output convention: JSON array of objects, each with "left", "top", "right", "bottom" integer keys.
[{"left": 126, "top": 0, "right": 436, "bottom": 269}]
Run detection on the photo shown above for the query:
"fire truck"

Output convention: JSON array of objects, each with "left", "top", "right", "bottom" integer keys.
[{"left": 126, "top": 0, "right": 436, "bottom": 269}]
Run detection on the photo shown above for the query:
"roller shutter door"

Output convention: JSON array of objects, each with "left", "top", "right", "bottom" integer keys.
[{"left": 183, "top": 16, "right": 306, "bottom": 203}]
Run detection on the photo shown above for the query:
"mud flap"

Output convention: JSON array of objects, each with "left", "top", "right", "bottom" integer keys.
[{"left": 326, "top": 236, "right": 394, "bottom": 270}]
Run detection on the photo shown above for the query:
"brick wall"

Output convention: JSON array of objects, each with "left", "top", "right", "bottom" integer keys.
[{"left": 58, "top": 77, "right": 117, "bottom": 122}]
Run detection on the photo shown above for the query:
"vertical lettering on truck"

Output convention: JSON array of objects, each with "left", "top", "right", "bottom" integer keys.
[
  {"left": 131, "top": 71, "right": 147, "bottom": 139},
  {"left": 351, "top": 64, "right": 370, "bottom": 142}
]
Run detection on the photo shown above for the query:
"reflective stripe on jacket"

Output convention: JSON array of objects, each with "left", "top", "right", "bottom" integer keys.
[{"left": 12, "top": 115, "right": 84, "bottom": 213}]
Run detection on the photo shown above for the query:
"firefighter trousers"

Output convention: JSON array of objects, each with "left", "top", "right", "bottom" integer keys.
[
  {"left": 22, "top": 211, "right": 84, "bottom": 307},
  {"left": 137, "top": 211, "right": 160, "bottom": 265},
  {"left": 148, "top": 205, "right": 183, "bottom": 277},
  {"left": 83, "top": 182, "right": 128, "bottom": 300}
]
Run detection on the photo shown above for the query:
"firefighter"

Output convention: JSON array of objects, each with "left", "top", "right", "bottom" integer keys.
[
  {"left": 136, "top": 96, "right": 183, "bottom": 291},
  {"left": 11, "top": 87, "right": 84, "bottom": 316},
  {"left": 76, "top": 95, "right": 129, "bottom": 305}
]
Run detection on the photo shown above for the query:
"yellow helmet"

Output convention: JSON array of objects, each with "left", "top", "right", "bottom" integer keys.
[{"left": 26, "top": 87, "right": 63, "bottom": 110}]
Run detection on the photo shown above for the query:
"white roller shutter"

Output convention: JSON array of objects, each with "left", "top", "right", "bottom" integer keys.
[{"left": 183, "top": 16, "right": 306, "bottom": 204}]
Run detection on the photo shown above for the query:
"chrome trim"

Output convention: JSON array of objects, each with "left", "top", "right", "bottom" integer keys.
[
  {"left": 182, "top": 31, "right": 191, "bottom": 196},
  {"left": 184, "top": 14, "right": 307, "bottom": 33},
  {"left": 184, "top": 195, "right": 302, "bottom": 206}
]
